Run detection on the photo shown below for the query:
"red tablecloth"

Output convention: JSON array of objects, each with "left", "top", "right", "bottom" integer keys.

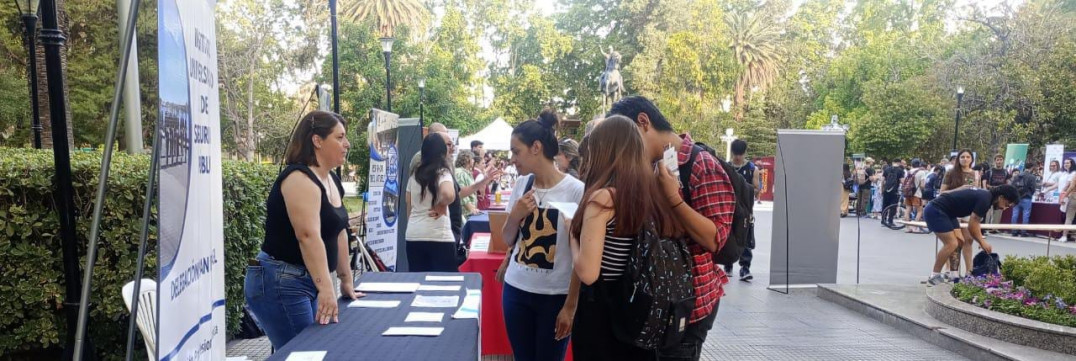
[
  {"left": 1000, "top": 202, "right": 1066, "bottom": 237},
  {"left": 458, "top": 234, "right": 573, "bottom": 360},
  {"left": 458, "top": 243, "right": 511, "bottom": 356}
]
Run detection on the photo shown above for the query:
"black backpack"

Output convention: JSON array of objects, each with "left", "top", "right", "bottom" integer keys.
[
  {"left": 678, "top": 142, "right": 753, "bottom": 266},
  {"left": 599, "top": 223, "right": 695, "bottom": 350}
]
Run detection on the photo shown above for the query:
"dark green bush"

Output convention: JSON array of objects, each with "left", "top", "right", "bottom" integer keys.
[{"left": 0, "top": 148, "right": 275, "bottom": 359}]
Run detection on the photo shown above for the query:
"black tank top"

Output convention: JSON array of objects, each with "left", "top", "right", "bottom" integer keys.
[{"left": 262, "top": 164, "right": 349, "bottom": 271}]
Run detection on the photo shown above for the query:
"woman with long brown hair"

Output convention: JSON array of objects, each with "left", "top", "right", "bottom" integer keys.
[
  {"left": 939, "top": 149, "right": 980, "bottom": 277},
  {"left": 568, "top": 115, "right": 685, "bottom": 360}
]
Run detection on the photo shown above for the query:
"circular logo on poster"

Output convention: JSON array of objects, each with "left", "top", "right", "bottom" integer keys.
[{"left": 382, "top": 145, "right": 399, "bottom": 227}]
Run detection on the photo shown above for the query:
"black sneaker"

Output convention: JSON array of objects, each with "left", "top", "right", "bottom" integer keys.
[
  {"left": 739, "top": 268, "right": 753, "bottom": 282},
  {"left": 723, "top": 265, "right": 733, "bottom": 274}
]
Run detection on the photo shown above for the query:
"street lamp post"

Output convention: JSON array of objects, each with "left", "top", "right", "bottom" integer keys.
[
  {"left": 822, "top": 114, "right": 849, "bottom": 132},
  {"left": 329, "top": 0, "right": 341, "bottom": 114},
  {"left": 38, "top": 0, "right": 93, "bottom": 359},
  {"left": 952, "top": 86, "right": 964, "bottom": 152},
  {"left": 13, "top": 0, "right": 42, "bottom": 148},
  {"left": 380, "top": 37, "right": 394, "bottom": 112},
  {"left": 720, "top": 128, "right": 737, "bottom": 162},
  {"left": 418, "top": 77, "right": 426, "bottom": 129}
]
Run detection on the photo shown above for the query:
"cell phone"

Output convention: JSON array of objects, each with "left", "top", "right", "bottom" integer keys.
[{"left": 663, "top": 144, "right": 679, "bottom": 177}]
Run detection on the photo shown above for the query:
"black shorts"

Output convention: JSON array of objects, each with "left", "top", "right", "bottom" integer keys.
[{"left": 924, "top": 205, "right": 960, "bottom": 233}]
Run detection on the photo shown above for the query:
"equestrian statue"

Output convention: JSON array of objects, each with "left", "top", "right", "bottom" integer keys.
[{"left": 600, "top": 46, "right": 624, "bottom": 110}]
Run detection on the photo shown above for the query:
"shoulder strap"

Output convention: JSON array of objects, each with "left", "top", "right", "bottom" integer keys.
[
  {"left": 522, "top": 174, "right": 536, "bottom": 193},
  {"left": 678, "top": 146, "right": 702, "bottom": 208}
]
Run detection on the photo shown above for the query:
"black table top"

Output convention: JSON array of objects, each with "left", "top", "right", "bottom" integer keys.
[{"left": 266, "top": 272, "right": 482, "bottom": 361}]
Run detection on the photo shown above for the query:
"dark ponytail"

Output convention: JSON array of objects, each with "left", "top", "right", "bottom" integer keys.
[{"left": 512, "top": 108, "right": 560, "bottom": 160}]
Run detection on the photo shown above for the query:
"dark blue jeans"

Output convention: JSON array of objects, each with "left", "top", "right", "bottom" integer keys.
[
  {"left": 502, "top": 283, "right": 569, "bottom": 361},
  {"left": 245, "top": 251, "right": 319, "bottom": 350},
  {"left": 1011, "top": 197, "right": 1033, "bottom": 227}
]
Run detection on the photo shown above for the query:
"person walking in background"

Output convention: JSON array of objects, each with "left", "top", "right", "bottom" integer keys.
[
  {"left": 568, "top": 116, "right": 684, "bottom": 360},
  {"left": 940, "top": 149, "right": 980, "bottom": 276},
  {"left": 730, "top": 139, "right": 759, "bottom": 281},
  {"left": 609, "top": 96, "right": 734, "bottom": 360},
  {"left": 921, "top": 166, "right": 944, "bottom": 204},
  {"left": 881, "top": 158, "right": 905, "bottom": 227},
  {"left": 1010, "top": 161, "right": 1040, "bottom": 237},
  {"left": 841, "top": 163, "right": 854, "bottom": 217},
  {"left": 1059, "top": 159, "right": 1076, "bottom": 243},
  {"left": 556, "top": 138, "right": 581, "bottom": 179},
  {"left": 406, "top": 133, "right": 459, "bottom": 272},
  {"left": 856, "top": 158, "right": 877, "bottom": 217},
  {"left": 902, "top": 159, "right": 928, "bottom": 233},
  {"left": 454, "top": 150, "right": 481, "bottom": 216},
  {"left": 872, "top": 163, "right": 884, "bottom": 218},
  {"left": 245, "top": 111, "right": 363, "bottom": 350},
  {"left": 471, "top": 140, "right": 494, "bottom": 210},
  {"left": 496, "top": 109, "right": 584, "bottom": 361},
  {"left": 981, "top": 154, "right": 1011, "bottom": 233}
]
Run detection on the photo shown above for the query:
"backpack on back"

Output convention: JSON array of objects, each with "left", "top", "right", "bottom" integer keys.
[
  {"left": 678, "top": 142, "right": 753, "bottom": 267},
  {"left": 600, "top": 223, "right": 696, "bottom": 350},
  {"left": 1012, "top": 172, "right": 1037, "bottom": 199},
  {"left": 922, "top": 173, "right": 939, "bottom": 199},
  {"left": 901, "top": 169, "right": 921, "bottom": 198}
]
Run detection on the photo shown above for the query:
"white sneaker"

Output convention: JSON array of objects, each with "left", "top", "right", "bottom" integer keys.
[
  {"left": 927, "top": 274, "right": 946, "bottom": 286},
  {"left": 1058, "top": 238, "right": 1070, "bottom": 243}
]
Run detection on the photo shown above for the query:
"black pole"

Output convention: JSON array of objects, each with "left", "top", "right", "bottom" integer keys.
[
  {"left": 330, "top": 0, "right": 340, "bottom": 114},
  {"left": 384, "top": 51, "right": 392, "bottom": 112},
  {"left": 952, "top": 92, "right": 963, "bottom": 152},
  {"left": 21, "top": 14, "right": 43, "bottom": 149},
  {"left": 38, "top": 0, "right": 92, "bottom": 359},
  {"left": 329, "top": 0, "right": 341, "bottom": 177},
  {"left": 124, "top": 115, "right": 160, "bottom": 361},
  {"left": 74, "top": 0, "right": 141, "bottom": 357},
  {"left": 419, "top": 86, "right": 424, "bottom": 129}
]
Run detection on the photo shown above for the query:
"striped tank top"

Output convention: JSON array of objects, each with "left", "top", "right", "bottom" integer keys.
[{"left": 601, "top": 219, "right": 635, "bottom": 281}]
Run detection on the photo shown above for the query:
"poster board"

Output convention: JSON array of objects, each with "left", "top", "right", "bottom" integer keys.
[
  {"left": 366, "top": 109, "right": 401, "bottom": 270},
  {"left": 156, "top": 0, "right": 226, "bottom": 359}
]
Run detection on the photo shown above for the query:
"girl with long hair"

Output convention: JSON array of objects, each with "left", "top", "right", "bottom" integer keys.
[
  {"left": 405, "top": 133, "right": 458, "bottom": 272},
  {"left": 496, "top": 109, "right": 584, "bottom": 361},
  {"left": 568, "top": 115, "right": 685, "bottom": 360},
  {"left": 939, "top": 149, "right": 980, "bottom": 277}
]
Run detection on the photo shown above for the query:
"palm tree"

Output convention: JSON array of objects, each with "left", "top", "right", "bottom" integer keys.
[
  {"left": 340, "top": 0, "right": 430, "bottom": 38},
  {"left": 726, "top": 11, "right": 782, "bottom": 122}
]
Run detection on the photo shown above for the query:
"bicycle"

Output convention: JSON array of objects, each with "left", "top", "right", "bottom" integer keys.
[{"left": 880, "top": 196, "right": 920, "bottom": 230}]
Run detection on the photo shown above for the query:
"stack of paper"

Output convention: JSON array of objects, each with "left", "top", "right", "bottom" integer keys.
[
  {"left": 411, "top": 295, "right": 460, "bottom": 308},
  {"left": 382, "top": 327, "right": 444, "bottom": 337},
  {"left": 404, "top": 312, "right": 444, "bottom": 323},
  {"left": 347, "top": 300, "right": 400, "bottom": 308},
  {"left": 470, "top": 234, "right": 491, "bottom": 252},
  {"left": 356, "top": 282, "right": 420, "bottom": 293},
  {"left": 285, "top": 351, "right": 326, "bottom": 361},
  {"left": 453, "top": 289, "right": 481, "bottom": 319},
  {"left": 417, "top": 284, "right": 461, "bottom": 292},
  {"left": 425, "top": 275, "right": 465, "bottom": 282}
]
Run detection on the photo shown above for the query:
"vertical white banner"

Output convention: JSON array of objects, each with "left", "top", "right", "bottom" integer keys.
[
  {"left": 157, "top": 0, "right": 226, "bottom": 360},
  {"left": 1044, "top": 144, "right": 1065, "bottom": 202},
  {"left": 366, "top": 109, "right": 401, "bottom": 270}
]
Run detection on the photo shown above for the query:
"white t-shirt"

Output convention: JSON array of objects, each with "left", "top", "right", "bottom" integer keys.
[
  {"left": 913, "top": 169, "right": 929, "bottom": 198},
  {"left": 1045, "top": 171, "right": 1065, "bottom": 190},
  {"left": 405, "top": 169, "right": 455, "bottom": 242},
  {"left": 504, "top": 174, "right": 585, "bottom": 295}
]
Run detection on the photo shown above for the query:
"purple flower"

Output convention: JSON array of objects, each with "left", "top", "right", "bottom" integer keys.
[{"left": 984, "top": 299, "right": 993, "bottom": 308}]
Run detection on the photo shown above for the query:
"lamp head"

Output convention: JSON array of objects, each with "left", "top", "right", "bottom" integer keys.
[
  {"left": 418, "top": 77, "right": 426, "bottom": 89},
  {"left": 725, "top": 128, "right": 734, "bottom": 137},
  {"left": 957, "top": 86, "right": 964, "bottom": 95},
  {"left": 379, "top": 37, "right": 395, "bottom": 53},
  {"left": 14, "top": 0, "right": 40, "bottom": 16}
]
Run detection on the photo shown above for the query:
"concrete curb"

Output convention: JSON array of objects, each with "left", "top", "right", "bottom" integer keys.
[{"left": 926, "top": 284, "right": 1076, "bottom": 356}]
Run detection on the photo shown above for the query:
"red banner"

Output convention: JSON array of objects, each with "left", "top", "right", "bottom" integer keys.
[{"left": 756, "top": 156, "right": 775, "bottom": 201}]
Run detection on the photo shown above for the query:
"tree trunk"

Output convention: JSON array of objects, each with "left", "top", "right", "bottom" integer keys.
[
  {"left": 244, "top": 62, "right": 256, "bottom": 161},
  {"left": 734, "top": 78, "right": 746, "bottom": 122},
  {"left": 35, "top": 0, "right": 75, "bottom": 150}
]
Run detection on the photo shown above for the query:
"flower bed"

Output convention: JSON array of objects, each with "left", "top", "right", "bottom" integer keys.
[{"left": 951, "top": 255, "right": 1076, "bottom": 328}]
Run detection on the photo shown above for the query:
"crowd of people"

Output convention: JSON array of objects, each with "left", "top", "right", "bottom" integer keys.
[
  {"left": 239, "top": 96, "right": 1067, "bottom": 359},
  {"left": 845, "top": 147, "right": 1076, "bottom": 284}
]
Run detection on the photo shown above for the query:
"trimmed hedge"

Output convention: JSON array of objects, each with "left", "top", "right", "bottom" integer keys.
[{"left": 0, "top": 148, "right": 275, "bottom": 359}]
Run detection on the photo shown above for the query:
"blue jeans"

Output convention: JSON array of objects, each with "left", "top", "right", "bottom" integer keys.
[
  {"left": 245, "top": 251, "right": 319, "bottom": 350},
  {"left": 502, "top": 283, "right": 569, "bottom": 361},
  {"left": 1011, "top": 197, "right": 1033, "bottom": 226}
]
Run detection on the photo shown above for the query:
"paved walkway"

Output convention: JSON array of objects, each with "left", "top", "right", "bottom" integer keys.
[{"left": 229, "top": 202, "right": 1072, "bottom": 360}]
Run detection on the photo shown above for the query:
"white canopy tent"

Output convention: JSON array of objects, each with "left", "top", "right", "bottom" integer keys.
[{"left": 459, "top": 118, "right": 513, "bottom": 151}]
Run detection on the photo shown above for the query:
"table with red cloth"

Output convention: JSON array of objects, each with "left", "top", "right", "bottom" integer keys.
[
  {"left": 1000, "top": 201, "right": 1067, "bottom": 237},
  {"left": 458, "top": 233, "right": 574, "bottom": 360}
]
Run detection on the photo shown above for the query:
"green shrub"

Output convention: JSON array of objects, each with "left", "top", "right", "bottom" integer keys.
[
  {"left": 1024, "top": 262, "right": 1076, "bottom": 305},
  {"left": 0, "top": 148, "right": 275, "bottom": 359}
]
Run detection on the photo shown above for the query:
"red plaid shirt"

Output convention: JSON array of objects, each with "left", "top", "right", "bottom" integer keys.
[{"left": 677, "top": 134, "right": 735, "bottom": 323}]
